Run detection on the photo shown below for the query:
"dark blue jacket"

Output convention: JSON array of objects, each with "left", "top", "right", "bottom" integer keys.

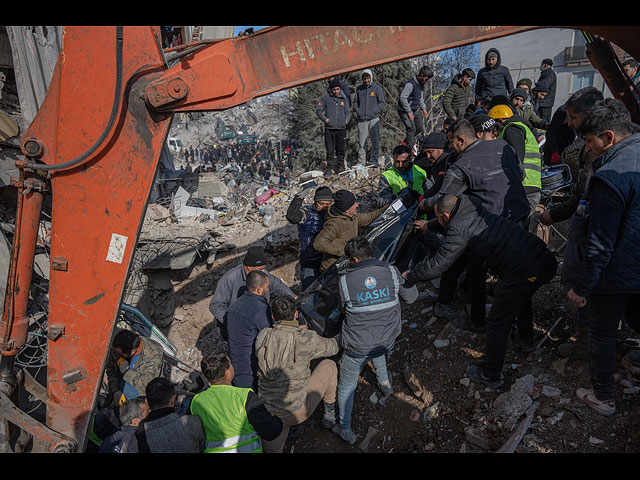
[
  {"left": 569, "top": 133, "right": 640, "bottom": 296},
  {"left": 286, "top": 197, "right": 327, "bottom": 268},
  {"left": 226, "top": 291, "right": 272, "bottom": 389}
]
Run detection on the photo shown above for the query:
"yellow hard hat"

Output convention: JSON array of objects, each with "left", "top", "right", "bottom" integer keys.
[{"left": 488, "top": 104, "right": 514, "bottom": 120}]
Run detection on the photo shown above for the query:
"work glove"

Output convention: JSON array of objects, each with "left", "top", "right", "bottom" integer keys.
[{"left": 118, "top": 359, "right": 130, "bottom": 374}]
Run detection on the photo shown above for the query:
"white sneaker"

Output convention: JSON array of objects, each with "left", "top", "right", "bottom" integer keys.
[{"left": 576, "top": 387, "right": 616, "bottom": 416}]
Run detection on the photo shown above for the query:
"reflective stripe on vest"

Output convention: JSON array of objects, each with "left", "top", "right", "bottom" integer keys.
[
  {"left": 190, "top": 385, "right": 262, "bottom": 453},
  {"left": 381, "top": 165, "right": 427, "bottom": 195},
  {"left": 499, "top": 121, "right": 541, "bottom": 190}
]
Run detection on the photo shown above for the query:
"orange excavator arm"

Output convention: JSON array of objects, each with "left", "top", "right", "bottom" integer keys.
[{"left": 0, "top": 25, "right": 638, "bottom": 452}]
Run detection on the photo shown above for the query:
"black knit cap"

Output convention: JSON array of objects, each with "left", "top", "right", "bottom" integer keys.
[
  {"left": 314, "top": 186, "right": 333, "bottom": 202},
  {"left": 468, "top": 114, "right": 497, "bottom": 133},
  {"left": 421, "top": 132, "right": 448, "bottom": 149},
  {"left": 333, "top": 189, "right": 357, "bottom": 212},
  {"left": 243, "top": 246, "right": 268, "bottom": 267}
]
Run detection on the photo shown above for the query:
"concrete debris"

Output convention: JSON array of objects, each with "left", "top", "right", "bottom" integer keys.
[
  {"left": 494, "top": 374, "right": 536, "bottom": 428},
  {"left": 358, "top": 426, "right": 379, "bottom": 452}
]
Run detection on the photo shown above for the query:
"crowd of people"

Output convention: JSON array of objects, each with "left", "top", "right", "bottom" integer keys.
[
  {"left": 89, "top": 47, "right": 640, "bottom": 453},
  {"left": 181, "top": 138, "right": 301, "bottom": 187}
]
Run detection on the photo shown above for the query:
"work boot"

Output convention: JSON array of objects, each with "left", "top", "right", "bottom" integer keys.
[
  {"left": 286, "top": 422, "right": 306, "bottom": 441},
  {"left": 434, "top": 302, "right": 466, "bottom": 322},
  {"left": 558, "top": 324, "right": 589, "bottom": 360},
  {"left": 321, "top": 402, "right": 337, "bottom": 429},
  {"left": 332, "top": 424, "right": 358, "bottom": 445},
  {"left": 576, "top": 387, "right": 616, "bottom": 417},
  {"left": 465, "top": 364, "right": 504, "bottom": 389}
]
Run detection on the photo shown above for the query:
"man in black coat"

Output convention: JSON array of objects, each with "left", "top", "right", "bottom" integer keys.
[
  {"left": 535, "top": 58, "right": 557, "bottom": 122},
  {"left": 403, "top": 194, "right": 557, "bottom": 389}
]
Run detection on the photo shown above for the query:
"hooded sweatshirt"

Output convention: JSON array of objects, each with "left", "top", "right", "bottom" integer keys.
[
  {"left": 475, "top": 48, "right": 514, "bottom": 99},
  {"left": 355, "top": 69, "right": 386, "bottom": 122}
]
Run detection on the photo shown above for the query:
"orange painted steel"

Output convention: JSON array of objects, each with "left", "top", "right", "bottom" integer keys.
[{"left": 2, "top": 25, "right": 638, "bottom": 451}]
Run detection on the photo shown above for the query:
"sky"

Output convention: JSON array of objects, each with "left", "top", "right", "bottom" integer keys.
[{"left": 233, "top": 26, "right": 267, "bottom": 36}]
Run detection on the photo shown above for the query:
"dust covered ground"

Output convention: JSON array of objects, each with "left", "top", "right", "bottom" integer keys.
[
  {"left": 160, "top": 228, "right": 640, "bottom": 455},
  {"left": 143, "top": 167, "right": 640, "bottom": 455}
]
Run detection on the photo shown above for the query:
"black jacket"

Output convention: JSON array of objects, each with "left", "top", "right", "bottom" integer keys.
[
  {"left": 475, "top": 48, "right": 514, "bottom": 99},
  {"left": 407, "top": 195, "right": 553, "bottom": 284}
]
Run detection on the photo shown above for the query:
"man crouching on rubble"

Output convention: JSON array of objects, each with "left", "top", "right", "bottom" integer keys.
[{"left": 402, "top": 194, "right": 557, "bottom": 389}]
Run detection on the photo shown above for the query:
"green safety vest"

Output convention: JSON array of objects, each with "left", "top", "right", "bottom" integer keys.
[
  {"left": 499, "top": 121, "right": 542, "bottom": 190},
  {"left": 190, "top": 385, "right": 262, "bottom": 453},
  {"left": 381, "top": 165, "right": 427, "bottom": 195}
]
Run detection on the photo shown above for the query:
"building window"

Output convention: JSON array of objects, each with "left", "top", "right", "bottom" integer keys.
[{"left": 571, "top": 71, "right": 594, "bottom": 92}]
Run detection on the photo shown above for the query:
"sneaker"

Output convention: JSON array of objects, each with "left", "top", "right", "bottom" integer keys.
[
  {"left": 332, "top": 425, "right": 358, "bottom": 445},
  {"left": 434, "top": 302, "right": 466, "bottom": 322},
  {"left": 466, "top": 365, "right": 504, "bottom": 389},
  {"left": 576, "top": 387, "right": 616, "bottom": 416}
]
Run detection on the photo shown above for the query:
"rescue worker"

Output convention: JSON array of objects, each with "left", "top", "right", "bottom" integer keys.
[
  {"left": 255, "top": 295, "right": 340, "bottom": 453},
  {"left": 488, "top": 103, "right": 542, "bottom": 217},
  {"left": 209, "top": 245, "right": 294, "bottom": 339},
  {"left": 225, "top": 270, "right": 272, "bottom": 391},
  {"left": 106, "top": 329, "right": 165, "bottom": 407},
  {"left": 121, "top": 377, "right": 206, "bottom": 453},
  {"left": 335, "top": 236, "right": 418, "bottom": 444},
  {"left": 286, "top": 186, "right": 334, "bottom": 290},
  {"left": 510, "top": 87, "right": 549, "bottom": 132},
  {"left": 417, "top": 118, "right": 530, "bottom": 330},
  {"left": 190, "top": 352, "right": 284, "bottom": 453},
  {"left": 376, "top": 144, "right": 428, "bottom": 208},
  {"left": 403, "top": 194, "right": 557, "bottom": 388},
  {"left": 313, "top": 190, "right": 386, "bottom": 272}
]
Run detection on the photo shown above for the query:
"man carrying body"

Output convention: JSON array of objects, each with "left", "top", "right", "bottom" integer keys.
[
  {"left": 255, "top": 295, "right": 340, "bottom": 453},
  {"left": 336, "top": 236, "right": 418, "bottom": 444},
  {"left": 488, "top": 103, "right": 542, "bottom": 216},
  {"left": 209, "top": 245, "right": 294, "bottom": 339},
  {"left": 376, "top": 144, "right": 428, "bottom": 208},
  {"left": 403, "top": 194, "right": 557, "bottom": 388},
  {"left": 418, "top": 119, "right": 530, "bottom": 329},
  {"left": 313, "top": 190, "right": 386, "bottom": 272},
  {"left": 286, "top": 186, "right": 334, "bottom": 290}
]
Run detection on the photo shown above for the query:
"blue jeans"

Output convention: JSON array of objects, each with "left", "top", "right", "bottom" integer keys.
[{"left": 337, "top": 352, "right": 389, "bottom": 431}]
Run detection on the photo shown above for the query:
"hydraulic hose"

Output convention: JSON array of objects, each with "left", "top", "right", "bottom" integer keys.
[{"left": 23, "top": 26, "right": 124, "bottom": 172}]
